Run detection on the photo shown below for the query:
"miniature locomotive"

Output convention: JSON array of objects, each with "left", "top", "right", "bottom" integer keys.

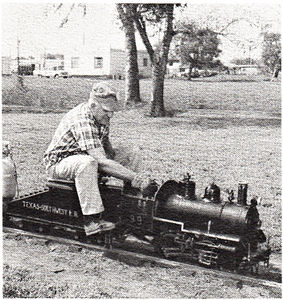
[{"left": 3, "top": 174, "right": 271, "bottom": 272}]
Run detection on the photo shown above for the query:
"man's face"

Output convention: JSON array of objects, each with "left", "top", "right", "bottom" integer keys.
[{"left": 92, "top": 100, "right": 115, "bottom": 125}]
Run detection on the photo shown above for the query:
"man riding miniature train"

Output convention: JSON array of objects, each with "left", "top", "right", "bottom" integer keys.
[{"left": 44, "top": 82, "right": 152, "bottom": 236}]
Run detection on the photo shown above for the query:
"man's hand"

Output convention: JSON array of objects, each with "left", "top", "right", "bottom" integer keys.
[
  {"left": 131, "top": 173, "right": 152, "bottom": 191},
  {"left": 131, "top": 173, "right": 159, "bottom": 198}
]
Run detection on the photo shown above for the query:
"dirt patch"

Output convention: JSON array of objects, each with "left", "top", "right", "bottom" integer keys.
[{"left": 3, "top": 233, "right": 281, "bottom": 298}]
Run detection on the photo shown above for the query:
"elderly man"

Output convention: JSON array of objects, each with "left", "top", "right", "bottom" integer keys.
[{"left": 44, "top": 82, "right": 149, "bottom": 236}]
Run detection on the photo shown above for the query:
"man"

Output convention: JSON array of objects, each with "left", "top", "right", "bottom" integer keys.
[{"left": 44, "top": 82, "right": 150, "bottom": 236}]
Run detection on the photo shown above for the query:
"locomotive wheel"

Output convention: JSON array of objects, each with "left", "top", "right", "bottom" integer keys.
[
  {"left": 251, "top": 263, "right": 259, "bottom": 274},
  {"left": 115, "top": 234, "right": 127, "bottom": 244},
  {"left": 152, "top": 232, "right": 178, "bottom": 258},
  {"left": 216, "top": 252, "right": 242, "bottom": 272}
]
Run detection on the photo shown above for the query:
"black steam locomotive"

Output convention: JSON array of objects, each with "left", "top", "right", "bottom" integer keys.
[{"left": 3, "top": 174, "right": 271, "bottom": 272}]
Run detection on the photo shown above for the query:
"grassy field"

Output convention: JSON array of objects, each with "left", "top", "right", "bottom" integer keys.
[
  {"left": 2, "top": 74, "right": 281, "bottom": 112},
  {"left": 2, "top": 75, "right": 281, "bottom": 298},
  {"left": 2, "top": 75, "right": 281, "bottom": 253}
]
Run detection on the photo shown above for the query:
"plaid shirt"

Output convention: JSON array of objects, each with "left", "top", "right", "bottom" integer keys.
[{"left": 44, "top": 102, "right": 109, "bottom": 169}]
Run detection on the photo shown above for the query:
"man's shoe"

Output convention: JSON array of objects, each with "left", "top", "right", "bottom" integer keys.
[{"left": 84, "top": 219, "right": 115, "bottom": 236}]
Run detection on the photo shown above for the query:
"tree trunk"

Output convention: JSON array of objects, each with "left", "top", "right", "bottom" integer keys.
[
  {"left": 124, "top": 23, "right": 141, "bottom": 104},
  {"left": 151, "top": 64, "right": 166, "bottom": 117},
  {"left": 270, "top": 65, "right": 280, "bottom": 81},
  {"left": 116, "top": 4, "right": 141, "bottom": 105},
  {"left": 187, "top": 63, "right": 193, "bottom": 81},
  {"left": 131, "top": 4, "right": 175, "bottom": 117}
]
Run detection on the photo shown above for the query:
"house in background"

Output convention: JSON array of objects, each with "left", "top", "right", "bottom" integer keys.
[
  {"left": 166, "top": 59, "right": 180, "bottom": 77},
  {"left": 225, "top": 63, "right": 264, "bottom": 75},
  {"left": 2, "top": 56, "right": 37, "bottom": 75},
  {"left": 236, "top": 65, "right": 264, "bottom": 75},
  {"left": 2, "top": 56, "right": 11, "bottom": 75},
  {"left": 64, "top": 45, "right": 151, "bottom": 78}
]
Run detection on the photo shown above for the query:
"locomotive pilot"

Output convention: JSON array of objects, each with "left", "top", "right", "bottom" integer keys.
[{"left": 44, "top": 82, "right": 151, "bottom": 236}]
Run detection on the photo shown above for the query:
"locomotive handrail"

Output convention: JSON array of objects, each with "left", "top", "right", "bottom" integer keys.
[{"left": 153, "top": 216, "right": 241, "bottom": 243}]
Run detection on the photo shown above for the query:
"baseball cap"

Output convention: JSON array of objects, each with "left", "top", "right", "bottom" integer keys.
[{"left": 89, "top": 82, "right": 121, "bottom": 112}]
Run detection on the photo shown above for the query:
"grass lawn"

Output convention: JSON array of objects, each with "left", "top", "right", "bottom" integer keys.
[
  {"left": 2, "top": 75, "right": 281, "bottom": 252},
  {"left": 2, "top": 74, "right": 281, "bottom": 113}
]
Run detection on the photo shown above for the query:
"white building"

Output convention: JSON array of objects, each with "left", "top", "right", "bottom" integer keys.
[
  {"left": 166, "top": 60, "right": 181, "bottom": 76},
  {"left": 64, "top": 45, "right": 151, "bottom": 78},
  {"left": 226, "top": 64, "right": 264, "bottom": 75},
  {"left": 236, "top": 65, "right": 263, "bottom": 75},
  {"left": 2, "top": 56, "right": 11, "bottom": 75},
  {"left": 2, "top": 56, "right": 38, "bottom": 75}
]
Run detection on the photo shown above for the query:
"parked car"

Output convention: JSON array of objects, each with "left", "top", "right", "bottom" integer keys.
[
  {"left": 171, "top": 68, "right": 200, "bottom": 79},
  {"left": 199, "top": 70, "right": 218, "bottom": 77},
  {"left": 33, "top": 66, "right": 68, "bottom": 78}
]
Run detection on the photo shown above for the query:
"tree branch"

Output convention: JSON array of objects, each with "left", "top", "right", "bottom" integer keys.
[
  {"left": 59, "top": 4, "right": 75, "bottom": 28},
  {"left": 55, "top": 3, "right": 63, "bottom": 13},
  {"left": 132, "top": 11, "right": 155, "bottom": 61},
  {"left": 116, "top": 4, "right": 126, "bottom": 25},
  {"left": 160, "top": 5, "right": 174, "bottom": 63}
]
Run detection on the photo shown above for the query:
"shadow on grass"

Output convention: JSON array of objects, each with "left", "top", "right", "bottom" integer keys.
[
  {"left": 192, "top": 79, "right": 265, "bottom": 83},
  {"left": 159, "top": 116, "right": 281, "bottom": 130}
]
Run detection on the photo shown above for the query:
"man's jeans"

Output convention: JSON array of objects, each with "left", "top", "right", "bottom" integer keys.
[{"left": 46, "top": 145, "right": 142, "bottom": 215}]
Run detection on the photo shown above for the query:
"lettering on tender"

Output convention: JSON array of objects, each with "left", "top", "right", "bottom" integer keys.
[{"left": 22, "top": 201, "right": 79, "bottom": 218}]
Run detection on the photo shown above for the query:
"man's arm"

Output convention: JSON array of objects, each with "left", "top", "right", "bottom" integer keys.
[
  {"left": 102, "top": 136, "right": 115, "bottom": 160},
  {"left": 86, "top": 148, "right": 136, "bottom": 182}
]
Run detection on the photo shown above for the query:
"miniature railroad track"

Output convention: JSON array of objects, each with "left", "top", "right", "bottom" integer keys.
[{"left": 3, "top": 226, "right": 281, "bottom": 290}]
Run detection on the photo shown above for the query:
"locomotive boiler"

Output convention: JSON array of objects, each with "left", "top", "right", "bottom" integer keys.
[{"left": 3, "top": 173, "right": 271, "bottom": 272}]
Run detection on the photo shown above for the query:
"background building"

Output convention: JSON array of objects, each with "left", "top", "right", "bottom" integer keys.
[
  {"left": 64, "top": 46, "right": 151, "bottom": 78},
  {"left": 2, "top": 56, "right": 12, "bottom": 75}
]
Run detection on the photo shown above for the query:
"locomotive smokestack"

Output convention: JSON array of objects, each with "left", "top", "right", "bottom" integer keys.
[
  {"left": 237, "top": 183, "right": 248, "bottom": 206},
  {"left": 182, "top": 173, "right": 196, "bottom": 200}
]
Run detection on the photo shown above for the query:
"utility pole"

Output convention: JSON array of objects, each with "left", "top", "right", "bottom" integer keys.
[
  {"left": 17, "top": 36, "right": 20, "bottom": 75},
  {"left": 83, "top": 32, "right": 85, "bottom": 46}
]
